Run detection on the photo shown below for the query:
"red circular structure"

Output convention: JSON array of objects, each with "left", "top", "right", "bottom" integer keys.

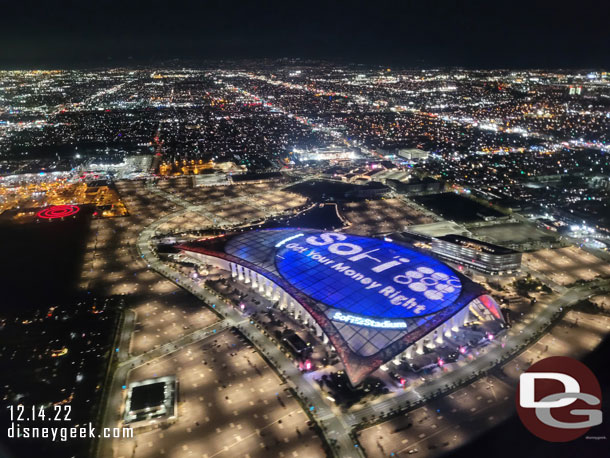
[{"left": 37, "top": 205, "right": 80, "bottom": 219}]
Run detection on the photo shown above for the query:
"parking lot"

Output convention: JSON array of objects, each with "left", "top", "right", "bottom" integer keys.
[
  {"left": 501, "top": 310, "right": 610, "bottom": 381},
  {"left": 114, "top": 329, "right": 325, "bottom": 458},
  {"left": 80, "top": 179, "right": 181, "bottom": 296},
  {"left": 341, "top": 199, "right": 435, "bottom": 235},
  {"left": 590, "top": 293, "right": 610, "bottom": 312},
  {"left": 157, "top": 179, "right": 309, "bottom": 226},
  {"left": 357, "top": 303, "right": 610, "bottom": 458},
  {"left": 130, "top": 291, "right": 220, "bottom": 356},
  {"left": 471, "top": 221, "right": 555, "bottom": 244},
  {"left": 358, "top": 376, "right": 513, "bottom": 457},
  {"left": 523, "top": 246, "right": 610, "bottom": 286},
  {"left": 157, "top": 211, "right": 214, "bottom": 233}
]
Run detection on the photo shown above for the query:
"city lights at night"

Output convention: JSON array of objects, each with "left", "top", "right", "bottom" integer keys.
[{"left": 0, "top": 2, "right": 609, "bottom": 458}]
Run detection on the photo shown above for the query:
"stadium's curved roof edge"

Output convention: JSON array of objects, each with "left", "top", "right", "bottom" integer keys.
[{"left": 176, "top": 228, "right": 503, "bottom": 385}]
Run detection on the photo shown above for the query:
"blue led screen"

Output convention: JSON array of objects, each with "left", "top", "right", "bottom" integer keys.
[{"left": 275, "top": 231, "right": 462, "bottom": 319}]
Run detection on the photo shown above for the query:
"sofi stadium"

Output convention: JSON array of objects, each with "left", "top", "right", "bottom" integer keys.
[{"left": 177, "top": 229, "right": 505, "bottom": 385}]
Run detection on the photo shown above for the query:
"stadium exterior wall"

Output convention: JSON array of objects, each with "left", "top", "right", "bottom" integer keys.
[{"left": 181, "top": 248, "right": 503, "bottom": 384}]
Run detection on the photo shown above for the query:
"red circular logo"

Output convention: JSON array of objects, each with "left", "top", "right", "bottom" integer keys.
[
  {"left": 516, "top": 356, "right": 602, "bottom": 442},
  {"left": 37, "top": 205, "right": 80, "bottom": 219}
]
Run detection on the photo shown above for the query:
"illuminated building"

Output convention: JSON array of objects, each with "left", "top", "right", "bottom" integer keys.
[
  {"left": 177, "top": 229, "right": 505, "bottom": 385},
  {"left": 429, "top": 234, "right": 522, "bottom": 275},
  {"left": 391, "top": 232, "right": 522, "bottom": 275},
  {"left": 386, "top": 177, "right": 443, "bottom": 195},
  {"left": 293, "top": 145, "right": 357, "bottom": 161},
  {"left": 124, "top": 376, "right": 177, "bottom": 427},
  {"left": 398, "top": 232, "right": 522, "bottom": 275},
  {"left": 397, "top": 148, "right": 429, "bottom": 162},
  {"left": 568, "top": 85, "right": 582, "bottom": 95}
]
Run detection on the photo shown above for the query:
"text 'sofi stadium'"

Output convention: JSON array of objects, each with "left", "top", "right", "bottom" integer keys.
[{"left": 177, "top": 229, "right": 505, "bottom": 385}]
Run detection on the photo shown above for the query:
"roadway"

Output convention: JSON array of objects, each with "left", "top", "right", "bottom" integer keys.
[
  {"left": 98, "top": 318, "right": 233, "bottom": 458},
  {"left": 98, "top": 177, "right": 610, "bottom": 458},
  {"left": 136, "top": 218, "right": 361, "bottom": 457},
  {"left": 345, "top": 279, "right": 610, "bottom": 425},
  {"left": 137, "top": 198, "right": 609, "bottom": 449}
]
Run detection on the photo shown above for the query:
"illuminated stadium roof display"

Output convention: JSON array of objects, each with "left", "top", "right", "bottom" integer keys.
[
  {"left": 275, "top": 233, "right": 462, "bottom": 319},
  {"left": 178, "top": 229, "right": 504, "bottom": 385}
]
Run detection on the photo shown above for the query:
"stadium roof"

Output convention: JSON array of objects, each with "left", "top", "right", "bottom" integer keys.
[{"left": 178, "top": 229, "right": 494, "bottom": 385}]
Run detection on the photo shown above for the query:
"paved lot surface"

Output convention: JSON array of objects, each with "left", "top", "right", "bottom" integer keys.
[
  {"left": 590, "top": 293, "right": 610, "bottom": 312},
  {"left": 501, "top": 310, "right": 610, "bottom": 381},
  {"left": 341, "top": 199, "right": 435, "bottom": 235},
  {"left": 359, "top": 309, "right": 610, "bottom": 457},
  {"left": 80, "top": 179, "right": 180, "bottom": 296},
  {"left": 157, "top": 179, "right": 308, "bottom": 225},
  {"left": 358, "top": 376, "right": 513, "bottom": 457},
  {"left": 523, "top": 246, "right": 610, "bottom": 286},
  {"left": 130, "top": 292, "right": 220, "bottom": 356},
  {"left": 471, "top": 221, "right": 554, "bottom": 243},
  {"left": 115, "top": 329, "right": 325, "bottom": 458},
  {"left": 157, "top": 211, "right": 214, "bottom": 232}
]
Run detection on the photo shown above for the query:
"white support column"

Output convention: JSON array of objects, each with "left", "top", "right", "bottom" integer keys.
[
  {"left": 230, "top": 263, "right": 237, "bottom": 278},
  {"left": 251, "top": 270, "right": 258, "bottom": 288},
  {"left": 444, "top": 323, "right": 452, "bottom": 338},
  {"left": 237, "top": 264, "right": 244, "bottom": 281},
  {"left": 435, "top": 328, "right": 444, "bottom": 344},
  {"left": 266, "top": 281, "right": 274, "bottom": 298},
  {"left": 315, "top": 324, "right": 323, "bottom": 338},
  {"left": 451, "top": 315, "right": 459, "bottom": 332},
  {"left": 258, "top": 275, "right": 266, "bottom": 294},
  {"left": 243, "top": 268, "right": 250, "bottom": 284},
  {"left": 279, "top": 290, "right": 287, "bottom": 310},
  {"left": 322, "top": 334, "right": 329, "bottom": 344},
  {"left": 416, "top": 339, "right": 424, "bottom": 355},
  {"left": 406, "top": 346, "right": 414, "bottom": 359},
  {"left": 463, "top": 308, "right": 470, "bottom": 326},
  {"left": 271, "top": 282, "right": 277, "bottom": 298}
]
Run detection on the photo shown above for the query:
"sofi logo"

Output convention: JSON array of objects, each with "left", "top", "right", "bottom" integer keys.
[{"left": 516, "top": 356, "right": 602, "bottom": 441}]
